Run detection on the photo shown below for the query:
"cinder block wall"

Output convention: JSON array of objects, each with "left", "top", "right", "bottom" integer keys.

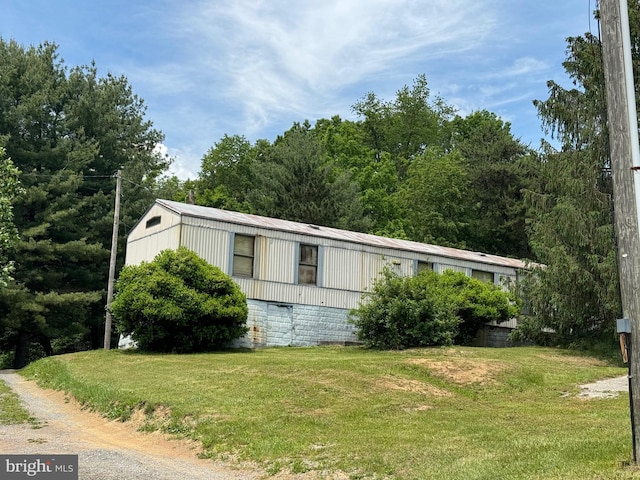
[
  {"left": 235, "top": 300, "right": 357, "bottom": 348},
  {"left": 472, "top": 325, "right": 514, "bottom": 348},
  {"left": 234, "top": 302, "right": 515, "bottom": 349}
]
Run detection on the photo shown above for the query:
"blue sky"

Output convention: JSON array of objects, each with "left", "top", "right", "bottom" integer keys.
[{"left": 2, "top": 0, "right": 594, "bottom": 179}]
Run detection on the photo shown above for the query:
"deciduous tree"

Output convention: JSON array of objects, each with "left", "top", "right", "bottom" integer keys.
[
  {"left": 398, "top": 149, "right": 470, "bottom": 247},
  {"left": 197, "top": 134, "right": 262, "bottom": 212}
]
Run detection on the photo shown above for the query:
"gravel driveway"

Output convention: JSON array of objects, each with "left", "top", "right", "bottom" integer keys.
[
  {"left": 0, "top": 370, "right": 261, "bottom": 480},
  {"left": 578, "top": 374, "right": 630, "bottom": 398}
]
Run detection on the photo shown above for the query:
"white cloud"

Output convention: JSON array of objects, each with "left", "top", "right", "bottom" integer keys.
[
  {"left": 166, "top": 0, "right": 499, "bottom": 137},
  {"left": 153, "top": 143, "right": 199, "bottom": 180},
  {"left": 166, "top": 145, "right": 200, "bottom": 181},
  {"left": 502, "top": 57, "right": 549, "bottom": 77},
  {"left": 82, "top": 0, "right": 583, "bottom": 174},
  {"left": 152, "top": 143, "right": 168, "bottom": 157},
  {"left": 479, "top": 57, "right": 549, "bottom": 82}
]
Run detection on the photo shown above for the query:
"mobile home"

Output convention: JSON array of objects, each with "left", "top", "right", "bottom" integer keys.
[{"left": 123, "top": 199, "right": 527, "bottom": 348}]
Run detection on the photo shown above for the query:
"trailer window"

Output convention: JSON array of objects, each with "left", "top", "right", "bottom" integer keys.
[
  {"left": 298, "top": 244, "right": 318, "bottom": 285},
  {"left": 232, "top": 235, "right": 254, "bottom": 277},
  {"left": 417, "top": 261, "right": 433, "bottom": 274},
  {"left": 145, "top": 216, "right": 161, "bottom": 229},
  {"left": 472, "top": 269, "right": 494, "bottom": 283}
]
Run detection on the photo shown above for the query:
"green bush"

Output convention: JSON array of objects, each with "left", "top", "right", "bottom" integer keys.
[
  {"left": 349, "top": 268, "right": 519, "bottom": 349},
  {"left": 110, "top": 247, "right": 248, "bottom": 353},
  {"left": 348, "top": 267, "right": 458, "bottom": 349},
  {"left": 435, "top": 270, "right": 520, "bottom": 345}
]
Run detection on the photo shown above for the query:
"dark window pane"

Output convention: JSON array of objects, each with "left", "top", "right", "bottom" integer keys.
[
  {"left": 300, "top": 244, "right": 317, "bottom": 266},
  {"left": 145, "top": 216, "right": 161, "bottom": 228},
  {"left": 233, "top": 235, "right": 254, "bottom": 277},
  {"left": 298, "top": 265, "right": 317, "bottom": 285}
]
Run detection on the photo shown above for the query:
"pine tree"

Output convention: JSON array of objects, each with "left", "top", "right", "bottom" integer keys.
[
  {"left": 518, "top": 13, "right": 631, "bottom": 342},
  {"left": 0, "top": 40, "right": 169, "bottom": 367}
]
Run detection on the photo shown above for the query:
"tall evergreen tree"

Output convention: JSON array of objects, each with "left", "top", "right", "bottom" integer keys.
[
  {"left": 257, "top": 124, "right": 324, "bottom": 222},
  {"left": 0, "top": 40, "right": 169, "bottom": 367},
  {"left": 253, "top": 123, "right": 367, "bottom": 230},
  {"left": 517, "top": 9, "right": 634, "bottom": 343}
]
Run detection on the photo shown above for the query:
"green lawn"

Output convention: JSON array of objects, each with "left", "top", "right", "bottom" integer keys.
[{"left": 19, "top": 346, "right": 640, "bottom": 479}]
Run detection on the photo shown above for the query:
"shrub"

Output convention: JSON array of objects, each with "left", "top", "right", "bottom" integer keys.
[
  {"left": 348, "top": 268, "right": 459, "bottom": 349},
  {"left": 433, "top": 270, "right": 520, "bottom": 345},
  {"left": 349, "top": 267, "right": 519, "bottom": 349},
  {"left": 110, "top": 247, "right": 248, "bottom": 353}
]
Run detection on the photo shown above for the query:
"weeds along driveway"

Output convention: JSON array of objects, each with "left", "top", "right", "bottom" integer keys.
[{"left": 0, "top": 370, "right": 260, "bottom": 480}]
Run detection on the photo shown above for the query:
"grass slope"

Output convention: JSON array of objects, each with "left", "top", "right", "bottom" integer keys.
[{"left": 20, "top": 346, "right": 640, "bottom": 479}]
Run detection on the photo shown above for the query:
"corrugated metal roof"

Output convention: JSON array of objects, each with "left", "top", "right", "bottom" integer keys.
[{"left": 156, "top": 199, "right": 528, "bottom": 269}]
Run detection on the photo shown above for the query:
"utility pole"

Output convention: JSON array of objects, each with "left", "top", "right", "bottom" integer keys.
[
  {"left": 601, "top": 0, "right": 640, "bottom": 461},
  {"left": 104, "top": 170, "right": 122, "bottom": 350}
]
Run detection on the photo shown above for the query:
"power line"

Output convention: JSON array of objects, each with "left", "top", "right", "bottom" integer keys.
[{"left": 19, "top": 173, "right": 114, "bottom": 179}]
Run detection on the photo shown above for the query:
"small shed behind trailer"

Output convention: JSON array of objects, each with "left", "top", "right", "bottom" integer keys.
[{"left": 123, "top": 199, "right": 527, "bottom": 348}]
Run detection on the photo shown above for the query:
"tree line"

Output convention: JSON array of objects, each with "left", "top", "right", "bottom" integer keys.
[
  {"left": 0, "top": 3, "right": 634, "bottom": 366},
  {"left": 186, "top": 77, "right": 532, "bottom": 260}
]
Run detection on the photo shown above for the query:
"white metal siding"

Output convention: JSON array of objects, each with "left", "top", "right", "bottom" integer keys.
[
  {"left": 127, "top": 204, "right": 181, "bottom": 242},
  {"left": 323, "top": 246, "right": 422, "bottom": 292},
  {"left": 260, "top": 238, "right": 295, "bottom": 284},
  {"left": 181, "top": 224, "right": 230, "bottom": 271},
  {"left": 235, "top": 278, "right": 361, "bottom": 309},
  {"left": 323, "top": 246, "right": 363, "bottom": 290},
  {"left": 125, "top": 225, "right": 181, "bottom": 265}
]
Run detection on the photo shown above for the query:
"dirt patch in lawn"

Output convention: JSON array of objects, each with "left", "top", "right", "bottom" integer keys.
[
  {"left": 375, "top": 375, "right": 453, "bottom": 397},
  {"left": 408, "top": 358, "right": 506, "bottom": 386}
]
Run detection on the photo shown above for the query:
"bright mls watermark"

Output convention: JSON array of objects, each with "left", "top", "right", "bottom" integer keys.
[{"left": 0, "top": 455, "right": 78, "bottom": 479}]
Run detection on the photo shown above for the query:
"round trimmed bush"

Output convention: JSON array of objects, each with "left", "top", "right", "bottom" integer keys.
[{"left": 111, "top": 247, "right": 248, "bottom": 352}]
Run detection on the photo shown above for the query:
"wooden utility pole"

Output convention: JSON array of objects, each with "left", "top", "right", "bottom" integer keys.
[
  {"left": 601, "top": 0, "right": 640, "bottom": 461},
  {"left": 104, "top": 170, "right": 122, "bottom": 350}
]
